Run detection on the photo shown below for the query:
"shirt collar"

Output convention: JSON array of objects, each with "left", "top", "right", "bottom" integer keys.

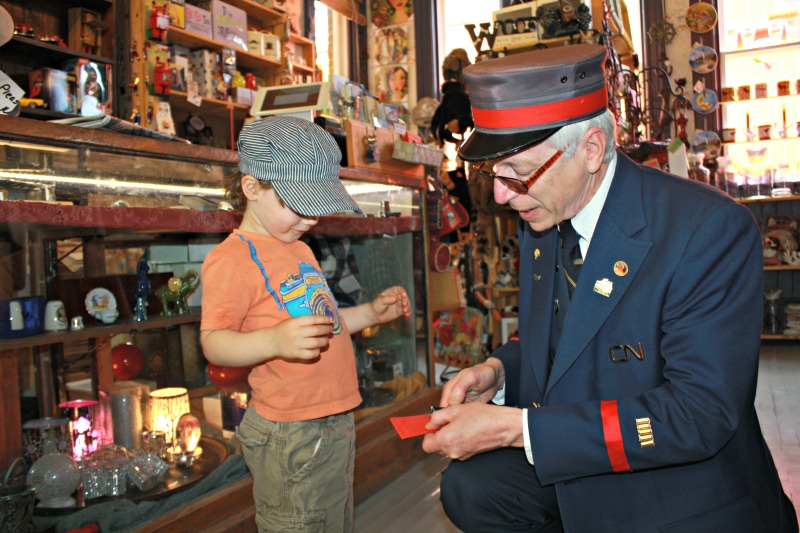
[{"left": 571, "top": 152, "right": 617, "bottom": 256}]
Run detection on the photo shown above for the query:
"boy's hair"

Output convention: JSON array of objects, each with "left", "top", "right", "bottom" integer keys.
[{"left": 236, "top": 116, "right": 363, "bottom": 217}]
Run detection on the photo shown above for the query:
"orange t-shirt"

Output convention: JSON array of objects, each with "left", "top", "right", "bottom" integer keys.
[{"left": 201, "top": 229, "right": 361, "bottom": 422}]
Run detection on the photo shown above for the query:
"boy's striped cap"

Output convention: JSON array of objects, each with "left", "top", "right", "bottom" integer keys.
[{"left": 237, "top": 116, "right": 363, "bottom": 216}]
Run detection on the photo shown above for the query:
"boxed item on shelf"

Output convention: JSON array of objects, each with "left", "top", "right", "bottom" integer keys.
[
  {"left": 198, "top": 0, "right": 248, "bottom": 51},
  {"left": 263, "top": 32, "right": 281, "bottom": 61},
  {"left": 185, "top": 3, "right": 213, "bottom": 38},
  {"left": 251, "top": 0, "right": 286, "bottom": 10},
  {"left": 61, "top": 58, "right": 113, "bottom": 116},
  {"left": 169, "top": 0, "right": 186, "bottom": 29},
  {"left": 189, "top": 49, "right": 219, "bottom": 98},
  {"left": 28, "top": 68, "right": 77, "bottom": 114}
]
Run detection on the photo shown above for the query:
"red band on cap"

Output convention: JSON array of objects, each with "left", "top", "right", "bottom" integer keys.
[
  {"left": 600, "top": 400, "right": 631, "bottom": 472},
  {"left": 472, "top": 87, "right": 609, "bottom": 130}
]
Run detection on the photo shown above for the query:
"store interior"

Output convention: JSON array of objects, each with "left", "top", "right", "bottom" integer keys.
[{"left": 0, "top": 0, "right": 798, "bottom": 531}]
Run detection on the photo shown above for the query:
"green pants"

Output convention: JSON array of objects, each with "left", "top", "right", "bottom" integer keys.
[{"left": 237, "top": 407, "right": 356, "bottom": 533}]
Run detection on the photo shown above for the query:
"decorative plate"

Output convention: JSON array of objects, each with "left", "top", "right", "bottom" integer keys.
[
  {"left": 689, "top": 45, "right": 718, "bottom": 74},
  {"left": 691, "top": 130, "right": 722, "bottom": 159},
  {"left": 692, "top": 88, "right": 718, "bottom": 114},
  {"left": 685, "top": 2, "right": 717, "bottom": 34},
  {"left": 85, "top": 287, "right": 117, "bottom": 315}
]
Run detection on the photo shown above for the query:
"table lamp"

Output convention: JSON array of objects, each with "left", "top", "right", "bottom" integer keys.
[{"left": 148, "top": 387, "right": 190, "bottom": 456}]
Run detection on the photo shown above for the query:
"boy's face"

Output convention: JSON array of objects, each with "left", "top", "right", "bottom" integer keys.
[{"left": 239, "top": 175, "right": 319, "bottom": 241}]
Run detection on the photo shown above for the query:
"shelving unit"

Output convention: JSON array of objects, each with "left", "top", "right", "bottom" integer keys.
[
  {"left": 128, "top": 0, "right": 316, "bottom": 148},
  {"left": 0, "top": 0, "right": 121, "bottom": 118}
]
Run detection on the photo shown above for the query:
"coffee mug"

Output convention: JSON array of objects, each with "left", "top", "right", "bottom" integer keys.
[
  {"left": 777, "top": 80, "right": 790, "bottom": 97},
  {"left": 721, "top": 128, "right": 737, "bottom": 143},
  {"left": 737, "top": 85, "right": 751, "bottom": 100},
  {"left": 755, "top": 83, "right": 769, "bottom": 99},
  {"left": 721, "top": 87, "right": 735, "bottom": 102},
  {"left": 44, "top": 300, "right": 68, "bottom": 331},
  {"left": 8, "top": 300, "right": 23, "bottom": 331},
  {"left": 758, "top": 124, "right": 772, "bottom": 140}
]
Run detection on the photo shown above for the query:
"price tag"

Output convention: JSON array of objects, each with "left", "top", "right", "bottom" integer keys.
[{"left": 0, "top": 70, "right": 24, "bottom": 115}]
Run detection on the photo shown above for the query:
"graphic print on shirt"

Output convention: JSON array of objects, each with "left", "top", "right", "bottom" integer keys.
[{"left": 279, "top": 261, "right": 343, "bottom": 334}]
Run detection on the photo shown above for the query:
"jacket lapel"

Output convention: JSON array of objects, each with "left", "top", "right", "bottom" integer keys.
[{"left": 547, "top": 154, "right": 653, "bottom": 392}]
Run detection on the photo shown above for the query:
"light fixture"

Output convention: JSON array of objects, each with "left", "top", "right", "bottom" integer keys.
[
  {"left": 148, "top": 387, "right": 190, "bottom": 456},
  {"left": 0, "top": 170, "right": 225, "bottom": 197}
]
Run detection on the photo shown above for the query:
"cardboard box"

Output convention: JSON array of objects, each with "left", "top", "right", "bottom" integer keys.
[
  {"left": 171, "top": 55, "right": 189, "bottom": 92},
  {"left": 250, "top": 0, "right": 286, "bottom": 10},
  {"left": 169, "top": 0, "right": 186, "bottom": 29},
  {"left": 185, "top": 3, "right": 213, "bottom": 38},
  {"left": 199, "top": 0, "right": 248, "bottom": 51},
  {"left": 189, "top": 49, "right": 219, "bottom": 98},
  {"left": 28, "top": 68, "right": 77, "bottom": 114},
  {"left": 61, "top": 58, "right": 112, "bottom": 116},
  {"left": 263, "top": 32, "right": 281, "bottom": 61},
  {"left": 232, "top": 87, "right": 253, "bottom": 105},
  {"left": 247, "top": 30, "right": 264, "bottom": 55}
]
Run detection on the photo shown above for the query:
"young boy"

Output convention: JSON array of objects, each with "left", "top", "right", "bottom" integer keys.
[{"left": 200, "top": 116, "right": 411, "bottom": 532}]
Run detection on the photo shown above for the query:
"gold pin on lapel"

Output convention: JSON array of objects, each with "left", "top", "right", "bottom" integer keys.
[
  {"left": 613, "top": 261, "right": 629, "bottom": 277},
  {"left": 593, "top": 278, "right": 613, "bottom": 297},
  {"left": 534, "top": 248, "right": 541, "bottom": 260}
]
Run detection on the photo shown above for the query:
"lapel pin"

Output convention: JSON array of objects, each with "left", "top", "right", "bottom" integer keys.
[
  {"left": 534, "top": 248, "right": 541, "bottom": 260},
  {"left": 593, "top": 278, "right": 613, "bottom": 297},
  {"left": 613, "top": 261, "right": 629, "bottom": 277}
]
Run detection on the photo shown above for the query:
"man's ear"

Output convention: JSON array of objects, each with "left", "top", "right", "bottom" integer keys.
[{"left": 582, "top": 127, "right": 607, "bottom": 174}]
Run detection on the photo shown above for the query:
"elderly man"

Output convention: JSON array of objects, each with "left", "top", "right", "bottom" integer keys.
[{"left": 422, "top": 45, "right": 797, "bottom": 533}]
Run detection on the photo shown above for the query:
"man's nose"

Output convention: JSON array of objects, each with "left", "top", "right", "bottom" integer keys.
[{"left": 494, "top": 179, "right": 518, "bottom": 205}]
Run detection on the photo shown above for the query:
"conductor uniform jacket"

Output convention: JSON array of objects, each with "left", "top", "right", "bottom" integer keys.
[{"left": 496, "top": 152, "right": 798, "bottom": 532}]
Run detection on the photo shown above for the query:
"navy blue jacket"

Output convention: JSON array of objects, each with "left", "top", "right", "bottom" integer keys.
[{"left": 495, "top": 152, "right": 797, "bottom": 532}]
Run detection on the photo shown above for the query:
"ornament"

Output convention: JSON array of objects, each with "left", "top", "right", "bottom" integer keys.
[
  {"left": 111, "top": 343, "right": 145, "bottom": 380},
  {"left": 207, "top": 362, "right": 251, "bottom": 391}
]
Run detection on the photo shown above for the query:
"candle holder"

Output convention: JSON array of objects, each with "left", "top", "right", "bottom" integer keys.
[{"left": 59, "top": 399, "right": 100, "bottom": 459}]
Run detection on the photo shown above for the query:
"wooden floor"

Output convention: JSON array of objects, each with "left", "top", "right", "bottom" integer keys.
[{"left": 355, "top": 343, "right": 800, "bottom": 531}]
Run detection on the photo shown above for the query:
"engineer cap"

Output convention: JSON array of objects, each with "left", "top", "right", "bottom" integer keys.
[{"left": 458, "top": 44, "right": 609, "bottom": 162}]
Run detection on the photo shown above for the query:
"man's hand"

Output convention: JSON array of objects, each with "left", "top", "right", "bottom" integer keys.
[
  {"left": 422, "top": 403, "right": 524, "bottom": 460},
  {"left": 440, "top": 359, "right": 505, "bottom": 407}
]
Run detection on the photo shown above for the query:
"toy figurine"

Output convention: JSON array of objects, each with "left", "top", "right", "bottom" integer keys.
[
  {"left": 133, "top": 250, "right": 152, "bottom": 322},
  {"left": 153, "top": 59, "right": 173, "bottom": 95},
  {"left": 245, "top": 72, "right": 257, "bottom": 91},
  {"left": 149, "top": 2, "right": 170, "bottom": 42},
  {"left": 156, "top": 270, "right": 199, "bottom": 316}
]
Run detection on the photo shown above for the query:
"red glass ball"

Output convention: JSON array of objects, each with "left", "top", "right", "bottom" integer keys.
[
  {"left": 207, "top": 362, "right": 251, "bottom": 391},
  {"left": 111, "top": 343, "right": 145, "bottom": 380}
]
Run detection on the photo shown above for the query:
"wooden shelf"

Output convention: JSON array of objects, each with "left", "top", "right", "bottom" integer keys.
[
  {"left": 166, "top": 27, "right": 282, "bottom": 72},
  {"left": 737, "top": 195, "right": 800, "bottom": 204},
  {"left": 764, "top": 264, "right": 800, "bottom": 271},
  {"left": 0, "top": 308, "right": 201, "bottom": 352},
  {"left": 6, "top": 34, "right": 113, "bottom": 64},
  {"left": 719, "top": 93, "right": 800, "bottom": 106}
]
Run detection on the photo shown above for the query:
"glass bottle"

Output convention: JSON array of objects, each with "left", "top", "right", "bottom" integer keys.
[
  {"left": 764, "top": 289, "right": 783, "bottom": 334},
  {"left": 687, "top": 152, "right": 710, "bottom": 185}
]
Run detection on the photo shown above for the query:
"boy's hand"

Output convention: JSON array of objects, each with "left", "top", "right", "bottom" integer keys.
[
  {"left": 271, "top": 315, "right": 333, "bottom": 361},
  {"left": 371, "top": 286, "right": 412, "bottom": 324}
]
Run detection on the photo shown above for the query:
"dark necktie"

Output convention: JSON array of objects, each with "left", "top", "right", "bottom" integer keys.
[{"left": 560, "top": 220, "right": 583, "bottom": 298}]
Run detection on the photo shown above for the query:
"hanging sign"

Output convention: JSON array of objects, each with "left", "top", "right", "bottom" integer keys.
[{"left": 0, "top": 70, "right": 23, "bottom": 115}]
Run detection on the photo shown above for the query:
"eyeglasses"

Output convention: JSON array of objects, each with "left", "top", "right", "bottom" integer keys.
[{"left": 474, "top": 150, "right": 564, "bottom": 194}]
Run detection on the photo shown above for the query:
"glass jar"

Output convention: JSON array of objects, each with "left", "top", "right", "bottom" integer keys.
[
  {"left": 764, "top": 289, "right": 783, "bottom": 334},
  {"left": 687, "top": 152, "right": 710, "bottom": 185}
]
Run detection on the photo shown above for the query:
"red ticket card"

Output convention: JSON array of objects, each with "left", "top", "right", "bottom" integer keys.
[{"left": 390, "top": 414, "right": 437, "bottom": 439}]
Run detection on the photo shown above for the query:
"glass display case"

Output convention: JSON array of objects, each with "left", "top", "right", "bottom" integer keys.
[{"left": 0, "top": 117, "right": 434, "bottom": 484}]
